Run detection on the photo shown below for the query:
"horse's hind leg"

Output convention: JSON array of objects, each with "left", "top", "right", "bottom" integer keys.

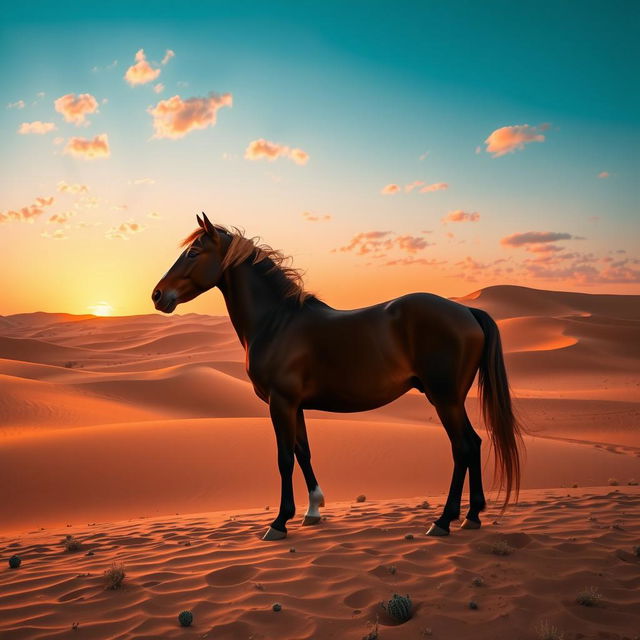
[
  {"left": 427, "top": 403, "right": 470, "bottom": 537},
  {"left": 295, "top": 410, "right": 324, "bottom": 526},
  {"left": 460, "top": 416, "right": 486, "bottom": 529}
]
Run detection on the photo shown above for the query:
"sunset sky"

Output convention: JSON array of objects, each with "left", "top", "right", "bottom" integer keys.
[{"left": 1, "top": 1, "right": 638, "bottom": 316}]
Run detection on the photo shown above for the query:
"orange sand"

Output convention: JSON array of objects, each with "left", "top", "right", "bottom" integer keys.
[{"left": 1, "top": 285, "right": 639, "bottom": 639}]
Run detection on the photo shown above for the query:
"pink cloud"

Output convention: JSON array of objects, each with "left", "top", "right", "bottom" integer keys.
[
  {"left": 420, "top": 182, "right": 449, "bottom": 193},
  {"left": 105, "top": 220, "right": 145, "bottom": 240},
  {"left": 124, "top": 49, "right": 161, "bottom": 86},
  {"left": 0, "top": 196, "right": 54, "bottom": 224},
  {"left": 501, "top": 231, "right": 573, "bottom": 247},
  {"left": 63, "top": 134, "right": 110, "bottom": 159},
  {"left": 18, "top": 121, "right": 57, "bottom": 135},
  {"left": 48, "top": 210, "right": 76, "bottom": 224},
  {"left": 148, "top": 93, "right": 232, "bottom": 139},
  {"left": 484, "top": 124, "right": 546, "bottom": 157},
  {"left": 245, "top": 138, "right": 309, "bottom": 165},
  {"left": 57, "top": 181, "right": 89, "bottom": 194},
  {"left": 597, "top": 171, "right": 610, "bottom": 179},
  {"left": 336, "top": 231, "right": 432, "bottom": 257},
  {"left": 153, "top": 83, "right": 165, "bottom": 94},
  {"left": 442, "top": 210, "right": 480, "bottom": 223},
  {"left": 7, "top": 100, "right": 25, "bottom": 109},
  {"left": 161, "top": 49, "right": 175, "bottom": 65},
  {"left": 404, "top": 180, "right": 424, "bottom": 192},
  {"left": 54, "top": 93, "right": 99, "bottom": 125},
  {"left": 381, "top": 184, "right": 401, "bottom": 195},
  {"left": 302, "top": 211, "right": 332, "bottom": 222}
]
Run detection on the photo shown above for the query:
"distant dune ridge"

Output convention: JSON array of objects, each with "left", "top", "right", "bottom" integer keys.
[{"left": 1, "top": 285, "right": 639, "bottom": 639}]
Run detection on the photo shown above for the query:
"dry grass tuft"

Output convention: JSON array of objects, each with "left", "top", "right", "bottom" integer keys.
[
  {"left": 491, "top": 540, "right": 514, "bottom": 556},
  {"left": 62, "top": 535, "right": 82, "bottom": 552},
  {"left": 608, "top": 477, "right": 619, "bottom": 486},
  {"left": 576, "top": 586, "right": 602, "bottom": 607},
  {"left": 535, "top": 619, "right": 564, "bottom": 640},
  {"left": 104, "top": 562, "right": 126, "bottom": 590}
]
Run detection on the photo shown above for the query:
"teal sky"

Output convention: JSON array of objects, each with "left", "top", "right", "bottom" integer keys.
[{"left": 1, "top": 1, "right": 638, "bottom": 315}]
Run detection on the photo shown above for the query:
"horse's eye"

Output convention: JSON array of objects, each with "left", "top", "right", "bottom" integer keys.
[{"left": 186, "top": 248, "right": 199, "bottom": 258}]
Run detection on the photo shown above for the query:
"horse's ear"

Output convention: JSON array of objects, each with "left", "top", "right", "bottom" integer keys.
[
  {"left": 196, "top": 214, "right": 204, "bottom": 229},
  {"left": 200, "top": 212, "right": 220, "bottom": 245}
]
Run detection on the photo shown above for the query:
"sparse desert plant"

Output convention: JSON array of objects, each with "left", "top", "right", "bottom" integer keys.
[
  {"left": 178, "top": 610, "right": 193, "bottom": 627},
  {"left": 383, "top": 593, "right": 412, "bottom": 623},
  {"left": 8, "top": 555, "right": 21, "bottom": 569},
  {"left": 362, "top": 616, "right": 379, "bottom": 640},
  {"left": 387, "top": 565, "right": 397, "bottom": 575},
  {"left": 628, "top": 479, "right": 638, "bottom": 486},
  {"left": 62, "top": 535, "right": 82, "bottom": 552},
  {"left": 491, "top": 540, "right": 514, "bottom": 556},
  {"left": 633, "top": 545, "right": 640, "bottom": 557},
  {"left": 571, "top": 483, "right": 578, "bottom": 488},
  {"left": 471, "top": 576, "right": 484, "bottom": 587},
  {"left": 417, "top": 500, "right": 430, "bottom": 509},
  {"left": 469, "top": 600, "right": 478, "bottom": 609},
  {"left": 272, "top": 603, "right": 282, "bottom": 612},
  {"left": 535, "top": 619, "right": 564, "bottom": 640},
  {"left": 103, "top": 562, "right": 125, "bottom": 590},
  {"left": 63, "top": 361, "right": 77, "bottom": 368},
  {"left": 575, "top": 586, "right": 602, "bottom": 607},
  {"left": 608, "top": 477, "right": 619, "bottom": 486},
  {"left": 356, "top": 494, "right": 366, "bottom": 503}
]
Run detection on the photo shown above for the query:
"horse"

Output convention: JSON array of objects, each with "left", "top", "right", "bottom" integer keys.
[{"left": 152, "top": 212, "right": 523, "bottom": 540}]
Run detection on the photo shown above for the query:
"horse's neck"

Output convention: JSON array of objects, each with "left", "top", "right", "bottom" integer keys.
[{"left": 218, "top": 261, "right": 285, "bottom": 348}]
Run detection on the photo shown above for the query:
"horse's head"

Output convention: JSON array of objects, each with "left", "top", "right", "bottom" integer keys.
[{"left": 152, "top": 212, "right": 224, "bottom": 313}]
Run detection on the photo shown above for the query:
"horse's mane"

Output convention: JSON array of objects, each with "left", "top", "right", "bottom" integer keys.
[{"left": 181, "top": 225, "right": 313, "bottom": 305}]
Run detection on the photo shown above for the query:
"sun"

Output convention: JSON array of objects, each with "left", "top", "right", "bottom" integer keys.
[{"left": 88, "top": 302, "right": 113, "bottom": 316}]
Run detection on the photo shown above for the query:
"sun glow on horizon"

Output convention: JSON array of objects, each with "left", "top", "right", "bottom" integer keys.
[{"left": 88, "top": 302, "right": 113, "bottom": 316}]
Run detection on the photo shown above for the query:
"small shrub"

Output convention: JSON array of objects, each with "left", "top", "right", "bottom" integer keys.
[
  {"left": 417, "top": 500, "right": 430, "bottom": 509},
  {"left": 387, "top": 565, "right": 397, "bottom": 575},
  {"left": 104, "top": 562, "right": 125, "bottom": 590},
  {"left": 571, "top": 483, "right": 578, "bottom": 488},
  {"left": 535, "top": 620, "right": 564, "bottom": 640},
  {"left": 63, "top": 361, "right": 77, "bottom": 368},
  {"left": 608, "top": 478, "right": 619, "bottom": 486},
  {"left": 362, "top": 617, "right": 379, "bottom": 640},
  {"left": 178, "top": 611, "right": 193, "bottom": 627},
  {"left": 469, "top": 600, "right": 478, "bottom": 610},
  {"left": 356, "top": 494, "right": 366, "bottom": 503},
  {"left": 633, "top": 545, "right": 640, "bottom": 557},
  {"left": 628, "top": 479, "right": 638, "bottom": 486},
  {"left": 63, "top": 535, "right": 82, "bottom": 553},
  {"left": 272, "top": 603, "right": 282, "bottom": 612},
  {"left": 383, "top": 593, "right": 412, "bottom": 623},
  {"left": 491, "top": 540, "right": 514, "bottom": 556},
  {"left": 471, "top": 576, "right": 484, "bottom": 587},
  {"left": 404, "top": 533, "right": 414, "bottom": 540},
  {"left": 8, "top": 555, "right": 21, "bottom": 569},
  {"left": 576, "top": 586, "right": 601, "bottom": 607}
]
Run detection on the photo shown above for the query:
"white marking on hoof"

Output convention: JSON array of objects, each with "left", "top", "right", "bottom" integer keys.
[
  {"left": 262, "top": 526, "right": 287, "bottom": 541},
  {"left": 304, "top": 486, "right": 325, "bottom": 520},
  {"left": 302, "top": 515, "right": 322, "bottom": 526},
  {"left": 426, "top": 523, "right": 450, "bottom": 537},
  {"left": 460, "top": 518, "right": 481, "bottom": 530}
]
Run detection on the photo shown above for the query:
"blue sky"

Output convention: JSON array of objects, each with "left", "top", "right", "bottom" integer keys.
[{"left": 1, "top": 1, "right": 638, "bottom": 315}]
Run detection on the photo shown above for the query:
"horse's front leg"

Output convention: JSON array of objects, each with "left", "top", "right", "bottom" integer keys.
[
  {"left": 263, "top": 392, "right": 298, "bottom": 541},
  {"left": 295, "top": 409, "right": 325, "bottom": 526}
]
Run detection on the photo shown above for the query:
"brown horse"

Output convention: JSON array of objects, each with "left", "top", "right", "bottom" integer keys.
[{"left": 152, "top": 213, "right": 523, "bottom": 540}]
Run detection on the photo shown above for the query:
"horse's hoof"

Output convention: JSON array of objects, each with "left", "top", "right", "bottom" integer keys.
[
  {"left": 460, "top": 518, "right": 481, "bottom": 530},
  {"left": 426, "top": 523, "right": 450, "bottom": 537},
  {"left": 302, "top": 515, "right": 321, "bottom": 526},
  {"left": 262, "top": 526, "right": 287, "bottom": 541}
]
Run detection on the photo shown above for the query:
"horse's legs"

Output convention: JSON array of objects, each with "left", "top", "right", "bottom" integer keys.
[
  {"left": 427, "top": 403, "right": 470, "bottom": 536},
  {"left": 461, "top": 415, "right": 486, "bottom": 529},
  {"left": 294, "top": 410, "right": 324, "bottom": 526},
  {"left": 263, "top": 393, "right": 297, "bottom": 541}
]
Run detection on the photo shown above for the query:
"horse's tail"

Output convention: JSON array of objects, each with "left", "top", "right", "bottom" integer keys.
[{"left": 469, "top": 307, "right": 523, "bottom": 510}]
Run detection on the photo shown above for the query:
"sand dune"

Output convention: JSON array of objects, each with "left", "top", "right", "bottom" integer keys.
[
  {"left": 1, "top": 285, "right": 638, "bottom": 638},
  {"left": 1, "top": 488, "right": 638, "bottom": 640}
]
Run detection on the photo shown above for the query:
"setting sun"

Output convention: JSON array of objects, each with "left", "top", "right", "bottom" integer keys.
[{"left": 88, "top": 301, "right": 113, "bottom": 316}]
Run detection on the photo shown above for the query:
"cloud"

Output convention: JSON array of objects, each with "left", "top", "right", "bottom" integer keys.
[
  {"left": 147, "top": 211, "right": 161, "bottom": 218},
  {"left": 7, "top": 100, "right": 25, "bottom": 109},
  {"left": 124, "top": 49, "right": 161, "bottom": 86},
  {"left": 148, "top": 93, "right": 232, "bottom": 139},
  {"left": 161, "top": 49, "right": 175, "bottom": 65},
  {"left": 420, "top": 182, "right": 448, "bottom": 193},
  {"left": 381, "top": 184, "right": 401, "bottom": 195},
  {"left": 336, "top": 230, "right": 432, "bottom": 257},
  {"left": 244, "top": 138, "right": 309, "bottom": 165},
  {"left": 48, "top": 210, "right": 76, "bottom": 224},
  {"left": 54, "top": 93, "right": 99, "bottom": 125},
  {"left": 501, "top": 231, "right": 573, "bottom": 247},
  {"left": 383, "top": 257, "right": 445, "bottom": 267},
  {"left": 442, "top": 210, "right": 480, "bottom": 223},
  {"left": 41, "top": 228, "right": 68, "bottom": 239},
  {"left": 63, "top": 134, "right": 110, "bottom": 159},
  {"left": 419, "top": 151, "right": 429, "bottom": 161},
  {"left": 302, "top": 211, "right": 331, "bottom": 222},
  {"left": 57, "top": 181, "right": 89, "bottom": 194},
  {"left": 105, "top": 220, "right": 145, "bottom": 240},
  {"left": 18, "top": 121, "right": 57, "bottom": 134},
  {"left": 129, "top": 177, "right": 156, "bottom": 185},
  {"left": 405, "top": 180, "right": 424, "bottom": 192},
  {"left": 53, "top": 136, "right": 64, "bottom": 145},
  {"left": 484, "top": 124, "right": 546, "bottom": 157},
  {"left": 0, "top": 196, "right": 54, "bottom": 224},
  {"left": 153, "top": 83, "right": 165, "bottom": 94},
  {"left": 597, "top": 171, "right": 610, "bottom": 179}
]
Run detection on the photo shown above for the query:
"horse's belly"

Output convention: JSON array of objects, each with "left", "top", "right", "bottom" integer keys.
[{"left": 302, "top": 380, "right": 413, "bottom": 413}]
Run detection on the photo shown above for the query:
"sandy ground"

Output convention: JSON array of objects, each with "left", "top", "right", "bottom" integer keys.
[{"left": 1, "top": 284, "right": 639, "bottom": 638}]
